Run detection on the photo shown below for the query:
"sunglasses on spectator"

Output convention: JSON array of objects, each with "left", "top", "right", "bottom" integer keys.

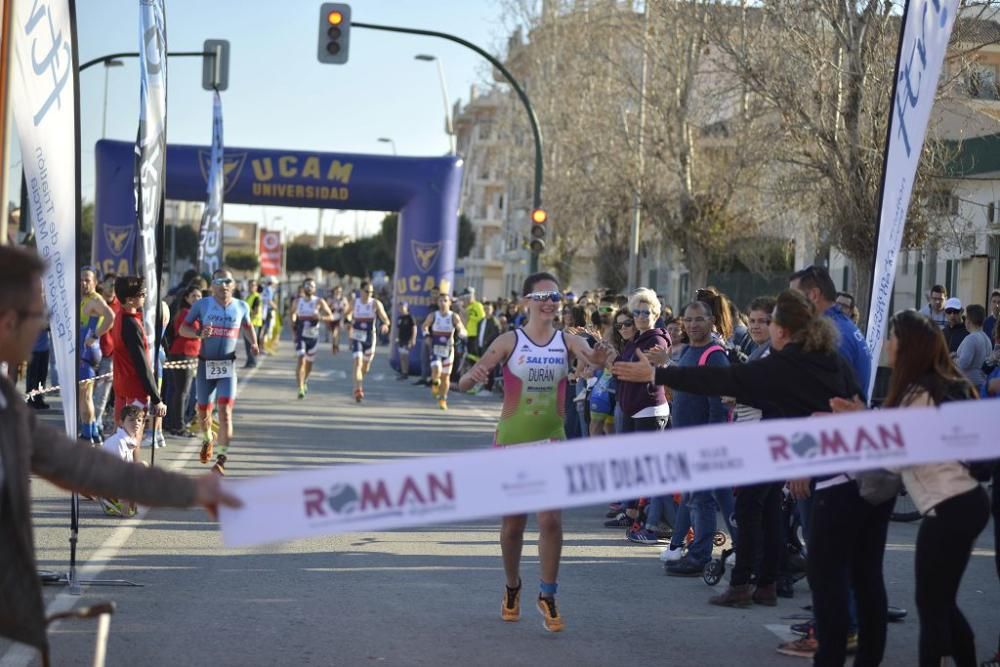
[
  {"left": 945, "top": 308, "right": 961, "bottom": 314},
  {"left": 213, "top": 278, "right": 234, "bottom": 286},
  {"left": 615, "top": 319, "right": 635, "bottom": 329},
  {"left": 526, "top": 291, "right": 562, "bottom": 303},
  {"left": 631, "top": 308, "right": 652, "bottom": 317},
  {"left": 598, "top": 305, "right": 614, "bottom": 314}
]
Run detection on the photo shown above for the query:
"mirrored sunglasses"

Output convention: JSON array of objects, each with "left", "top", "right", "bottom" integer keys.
[{"left": 526, "top": 291, "right": 562, "bottom": 303}]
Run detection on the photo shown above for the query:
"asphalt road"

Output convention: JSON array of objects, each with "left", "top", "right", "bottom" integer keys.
[{"left": 2, "top": 339, "right": 998, "bottom": 666}]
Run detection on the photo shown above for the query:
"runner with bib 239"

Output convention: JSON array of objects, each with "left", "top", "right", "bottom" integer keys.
[{"left": 179, "top": 269, "right": 258, "bottom": 475}]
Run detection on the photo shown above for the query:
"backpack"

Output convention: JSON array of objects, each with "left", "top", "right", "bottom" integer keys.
[{"left": 698, "top": 343, "right": 746, "bottom": 366}]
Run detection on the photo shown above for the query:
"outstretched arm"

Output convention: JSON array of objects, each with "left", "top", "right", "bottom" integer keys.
[{"left": 459, "top": 332, "right": 514, "bottom": 392}]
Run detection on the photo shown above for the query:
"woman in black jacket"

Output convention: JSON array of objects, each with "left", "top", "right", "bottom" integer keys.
[{"left": 614, "top": 290, "right": 884, "bottom": 667}]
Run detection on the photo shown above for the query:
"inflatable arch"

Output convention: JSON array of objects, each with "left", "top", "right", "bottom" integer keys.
[{"left": 93, "top": 139, "right": 462, "bottom": 371}]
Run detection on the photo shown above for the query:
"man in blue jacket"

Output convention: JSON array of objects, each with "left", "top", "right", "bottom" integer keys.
[{"left": 790, "top": 266, "right": 871, "bottom": 396}]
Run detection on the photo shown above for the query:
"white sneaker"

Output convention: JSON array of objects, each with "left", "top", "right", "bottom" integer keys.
[{"left": 660, "top": 545, "right": 684, "bottom": 563}]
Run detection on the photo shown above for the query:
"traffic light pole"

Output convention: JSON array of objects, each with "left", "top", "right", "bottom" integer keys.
[
  {"left": 78, "top": 50, "right": 214, "bottom": 72},
  {"left": 352, "top": 21, "right": 544, "bottom": 273}
]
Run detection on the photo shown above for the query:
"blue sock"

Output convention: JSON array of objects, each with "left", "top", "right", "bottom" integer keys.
[
  {"left": 81, "top": 422, "right": 92, "bottom": 438},
  {"left": 539, "top": 581, "right": 558, "bottom": 597},
  {"left": 91, "top": 421, "right": 100, "bottom": 438}
]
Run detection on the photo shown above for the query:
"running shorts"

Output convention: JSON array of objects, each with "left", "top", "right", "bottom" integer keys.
[
  {"left": 350, "top": 333, "right": 375, "bottom": 359},
  {"left": 296, "top": 335, "right": 320, "bottom": 361},
  {"left": 196, "top": 358, "right": 237, "bottom": 409}
]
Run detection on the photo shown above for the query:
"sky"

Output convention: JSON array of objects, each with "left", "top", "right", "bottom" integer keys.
[{"left": 11, "top": 0, "right": 506, "bottom": 240}]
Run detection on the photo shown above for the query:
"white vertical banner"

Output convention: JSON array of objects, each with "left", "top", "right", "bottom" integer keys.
[
  {"left": 11, "top": 0, "right": 80, "bottom": 437},
  {"left": 197, "top": 90, "right": 224, "bottom": 275},
  {"left": 135, "top": 0, "right": 166, "bottom": 349},
  {"left": 866, "top": 0, "right": 959, "bottom": 399}
]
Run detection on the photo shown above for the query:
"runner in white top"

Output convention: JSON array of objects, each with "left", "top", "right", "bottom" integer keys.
[
  {"left": 291, "top": 278, "right": 334, "bottom": 399},
  {"left": 327, "top": 285, "right": 349, "bottom": 355},
  {"left": 343, "top": 281, "right": 390, "bottom": 402},
  {"left": 420, "top": 293, "right": 467, "bottom": 410}
]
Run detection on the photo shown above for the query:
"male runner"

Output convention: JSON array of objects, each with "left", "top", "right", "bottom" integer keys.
[
  {"left": 421, "top": 293, "right": 467, "bottom": 410},
  {"left": 79, "top": 266, "right": 115, "bottom": 443},
  {"left": 343, "top": 280, "right": 390, "bottom": 402},
  {"left": 327, "top": 285, "right": 349, "bottom": 354},
  {"left": 291, "top": 278, "right": 334, "bottom": 399},
  {"left": 178, "top": 269, "right": 258, "bottom": 474}
]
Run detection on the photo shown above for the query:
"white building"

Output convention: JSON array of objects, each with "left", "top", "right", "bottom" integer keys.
[{"left": 453, "top": 86, "right": 509, "bottom": 301}]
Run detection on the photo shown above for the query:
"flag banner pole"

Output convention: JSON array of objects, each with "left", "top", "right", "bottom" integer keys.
[
  {"left": 865, "top": 0, "right": 959, "bottom": 400},
  {"left": 11, "top": 0, "right": 82, "bottom": 592},
  {"left": 197, "top": 89, "right": 224, "bottom": 276},
  {"left": 135, "top": 0, "right": 166, "bottom": 466}
]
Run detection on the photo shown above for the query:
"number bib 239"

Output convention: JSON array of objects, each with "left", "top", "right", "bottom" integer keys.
[{"left": 206, "top": 359, "right": 234, "bottom": 379}]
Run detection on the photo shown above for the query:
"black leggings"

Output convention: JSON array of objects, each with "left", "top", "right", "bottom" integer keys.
[
  {"left": 730, "top": 482, "right": 783, "bottom": 586},
  {"left": 807, "top": 481, "right": 892, "bottom": 667},
  {"left": 915, "top": 485, "right": 990, "bottom": 667}
]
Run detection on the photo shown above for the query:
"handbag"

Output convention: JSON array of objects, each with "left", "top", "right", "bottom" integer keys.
[{"left": 855, "top": 468, "right": 902, "bottom": 506}]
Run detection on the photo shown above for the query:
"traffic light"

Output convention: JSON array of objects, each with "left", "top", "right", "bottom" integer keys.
[
  {"left": 318, "top": 3, "right": 351, "bottom": 64},
  {"left": 529, "top": 208, "right": 547, "bottom": 253}
]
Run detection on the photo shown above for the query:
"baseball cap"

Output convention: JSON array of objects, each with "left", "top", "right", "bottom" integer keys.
[
  {"left": 460, "top": 287, "right": 475, "bottom": 296},
  {"left": 944, "top": 297, "right": 962, "bottom": 311}
]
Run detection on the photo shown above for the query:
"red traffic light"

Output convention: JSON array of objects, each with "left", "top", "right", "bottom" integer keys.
[{"left": 531, "top": 208, "right": 547, "bottom": 224}]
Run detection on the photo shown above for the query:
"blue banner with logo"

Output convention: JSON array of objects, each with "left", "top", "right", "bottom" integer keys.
[
  {"left": 197, "top": 91, "right": 224, "bottom": 275},
  {"left": 95, "top": 140, "right": 461, "bottom": 369},
  {"left": 135, "top": 0, "right": 167, "bottom": 350}
]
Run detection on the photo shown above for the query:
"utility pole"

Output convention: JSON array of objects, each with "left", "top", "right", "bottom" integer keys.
[{"left": 627, "top": 3, "right": 650, "bottom": 292}]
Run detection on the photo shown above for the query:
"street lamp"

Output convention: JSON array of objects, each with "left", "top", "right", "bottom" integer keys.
[
  {"left": 101, "top": 59, "right": 124, "bottom": 139},
  {"left": 377, "top": 137, "right": 397, "bottom": 155},
  {"left": 414, "top": 54, "right": 456, "bottom": 154}
]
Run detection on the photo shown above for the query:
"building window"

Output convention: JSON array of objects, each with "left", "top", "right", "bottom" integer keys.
[
  {"left": 989, "top": 202, "right": 996, "bottom": 224},
  {"left": 928, "top": 190, "right": 959, "bottom": 216}
]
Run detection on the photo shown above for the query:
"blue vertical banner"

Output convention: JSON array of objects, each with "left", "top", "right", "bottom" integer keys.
[
  {"left": 11, "top": 0, "right": 81, "bottom": 437},
  {"left": 135, "top": 0, "right": 167, "bottom": 349},
  {"left": 198, "top": 90, "right": 224, "bottom": 275},
  {"left": 865, "top": 0, "right": 959, "bottom": 399}
]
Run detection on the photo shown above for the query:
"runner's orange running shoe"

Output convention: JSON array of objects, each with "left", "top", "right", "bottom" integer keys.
[
  {"left": 536, "top": 595, "right": 565, "bottom": 632},
  {"left": 501, "top": 581, "right": 521, "bottom": 622},
  {"left": 199, "top": 440, "right": 214, "bottom": 464}
]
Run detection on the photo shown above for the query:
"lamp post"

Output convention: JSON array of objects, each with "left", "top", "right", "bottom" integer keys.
[
  {"left": 377, "top": 137, "right": 397, "bottom": 155},
  {"left": 101, "top": 59, "right": 124, "bottom": 139},
  {"left": 414, "top": 54, "right": 455, "bottom": 154}
]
